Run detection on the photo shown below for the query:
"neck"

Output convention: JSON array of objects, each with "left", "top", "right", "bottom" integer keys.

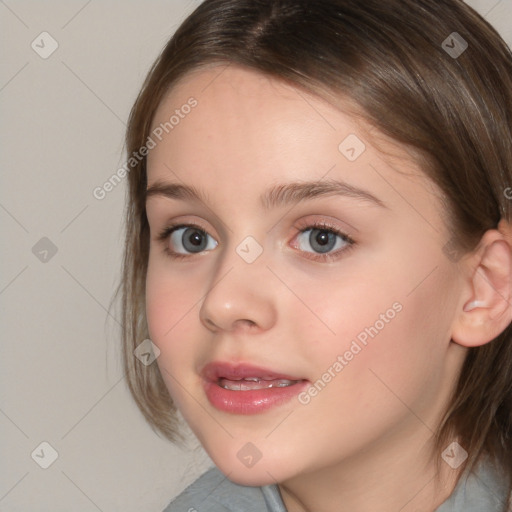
[
  {"left": 277, "top": 341, "right": 470, "bottom": 512},
  {"left": 278, "top": 424, "right": 462, "bottom": 512}
]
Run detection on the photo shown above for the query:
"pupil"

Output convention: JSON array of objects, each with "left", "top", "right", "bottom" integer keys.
[
  {"left": 190, "top": 231, "right": 203, "bottom": 246},
  {"left": 316, "top": 232, "right": 329, "bottom": 245},
  {"left": 183, "top": 228, "right": 206, "bottom": 252},
  {"left": 310, "top": 229, "right": 335, "bottom": 253}
]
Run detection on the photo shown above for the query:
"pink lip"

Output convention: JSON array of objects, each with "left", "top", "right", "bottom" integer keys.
[{"left": 201, "top": 362, "right": 308, "bottom": 415}]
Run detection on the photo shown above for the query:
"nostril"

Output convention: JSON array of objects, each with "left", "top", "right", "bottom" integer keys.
[
  {"left": 238, "top": 319, "right": 257, "bottom": 328},
  {"left": 200, "top": 317, "right": 220, "bottom": 332}
]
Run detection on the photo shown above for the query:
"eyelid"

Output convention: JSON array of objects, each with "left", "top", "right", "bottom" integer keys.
[
  {"left": 155, "top": 214, "right": 218, "bottom": 241},
  {"left": 294, "top": 214, "right": 356, "bottom": 235},
  {"left": 293, "top": 217, "right": 355, "bottom": 241},
  {"left": 155, "top": 217, "right": 215, "bottom": 241}
]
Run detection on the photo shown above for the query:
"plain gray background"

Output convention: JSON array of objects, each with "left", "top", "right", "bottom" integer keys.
[{"left": 1, "top": 1, "right": 511, "bottom": 510}]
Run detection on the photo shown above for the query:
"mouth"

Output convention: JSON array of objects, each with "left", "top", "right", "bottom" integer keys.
[
  {"left": 201, "top": 362, "right": 308, "bottom": 415},
  {"left": 218, "top": 377, "right": 301, "bottom": 391}
]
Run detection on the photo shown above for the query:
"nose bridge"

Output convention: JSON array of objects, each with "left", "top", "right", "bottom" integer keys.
[{"left": 199, "top": 235, "right": 276, "bottom": 333}]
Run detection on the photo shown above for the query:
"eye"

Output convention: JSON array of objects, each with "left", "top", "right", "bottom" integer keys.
[
  {"left": 292, "top": 224, "right": 354, "bottom": 258},
  {"left": 159, "top": 224, "right": 218, "bottom": 257}
]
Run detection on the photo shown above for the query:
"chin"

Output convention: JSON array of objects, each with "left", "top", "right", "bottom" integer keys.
[
  {"left": 209, "top": 449, "right": 295, "bottom": 488},
  {"left": 221, "top": 466, "right": 280, "bottom": 487}
]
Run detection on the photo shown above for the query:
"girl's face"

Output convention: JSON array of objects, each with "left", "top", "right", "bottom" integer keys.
[{"left": 145, "top": 65, "right": 467, "bottom": 486}]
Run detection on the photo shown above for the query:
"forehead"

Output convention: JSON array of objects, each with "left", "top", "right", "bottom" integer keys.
[
  {"left": 155, "top": 63, "right": 320, "bottom": 122},
  {"left": 153, "top": 65, "right": 391, "bottom": 166},
  {"left": 150, "top": 64, "right": 347, "bottom": 168},
  {"left": 147, "top": 65, "right": 442, "bottom": 224}
]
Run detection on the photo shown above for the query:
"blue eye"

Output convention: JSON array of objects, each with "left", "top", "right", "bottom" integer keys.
[
  {"left": 295, "top": 227, "right": 352, "bottom": 255},
  {"left": 166, "top": 225, "right": 218, "bottom": 255}
]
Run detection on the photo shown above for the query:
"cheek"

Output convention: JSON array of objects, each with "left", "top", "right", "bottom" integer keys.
[
  {"left": 145, "top": 258, "right": 205, "bottom": 384},
  {"left": 281, "top": 259, "right": 404, "bottom": 360},
  {"left": 292, "top": 250, "right": 456, "bottom": 407},
  {"left": 145, "top": 261, "right": 204, "bottom": 408},
  {"left": 146, "top": 255, "right": 199, "bottom": 339}
]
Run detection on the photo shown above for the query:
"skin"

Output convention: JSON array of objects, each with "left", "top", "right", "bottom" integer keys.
[{"left": 144, "top": 65, "right": 512, "bottom": 512}]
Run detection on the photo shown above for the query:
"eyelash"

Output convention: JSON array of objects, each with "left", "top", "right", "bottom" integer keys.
[{"left": 156, "top": 221, "right": 356, "bottom": 262}]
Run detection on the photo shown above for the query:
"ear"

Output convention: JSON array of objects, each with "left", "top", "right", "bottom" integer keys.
[{"left": 451, "top": 223, "right": 512, "bottom": 348}]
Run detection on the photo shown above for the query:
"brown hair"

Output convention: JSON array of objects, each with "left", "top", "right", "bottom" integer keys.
[{"left": 119, "top": 0, "right": 512, "bottom": 505}]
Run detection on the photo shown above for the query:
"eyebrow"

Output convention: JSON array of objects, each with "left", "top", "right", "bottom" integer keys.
[{"left": 146, "top": 179, "right": 387, "bottom": 209}]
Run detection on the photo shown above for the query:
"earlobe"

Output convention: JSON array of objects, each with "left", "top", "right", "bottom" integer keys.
[{"left": 451, "top": 228, "right": 512, "bottom": 348}]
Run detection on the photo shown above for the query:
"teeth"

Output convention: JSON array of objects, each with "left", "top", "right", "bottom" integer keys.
[
  {"left": 272, "top": 380, "right": 296, "bottom": 387},
  {"left": 219, "top": 378, "right": 298, "bottom": 391}
]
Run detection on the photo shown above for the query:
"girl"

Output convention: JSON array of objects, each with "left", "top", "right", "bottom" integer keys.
[{"left": 119, "top": 1, "right": 512, "bottom": 510}]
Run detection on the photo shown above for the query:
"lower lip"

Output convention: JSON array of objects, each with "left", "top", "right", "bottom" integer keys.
[{"left": 203, "top": 379, "right": 308, "bottom": 414}]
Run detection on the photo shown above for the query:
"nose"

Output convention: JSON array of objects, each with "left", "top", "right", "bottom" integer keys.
[{"left": 199, "top": 248, "right": 277, "bottom": 334}]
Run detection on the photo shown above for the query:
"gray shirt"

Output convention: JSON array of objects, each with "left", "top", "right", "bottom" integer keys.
[{"left": 163, "top": 458, "right": 509, "bottom": 512}]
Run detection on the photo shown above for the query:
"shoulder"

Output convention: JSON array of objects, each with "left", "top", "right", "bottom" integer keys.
[
  {"left": 435, "top": 456, "right": 511, "bottom": 512},
  {"left": 162, "top": 467, "right": 276, "bottom": 512}
]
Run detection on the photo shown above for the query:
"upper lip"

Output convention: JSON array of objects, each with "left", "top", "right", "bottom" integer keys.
[{"left": 201, "top": 362, "right": 304, "bottom": 383}]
